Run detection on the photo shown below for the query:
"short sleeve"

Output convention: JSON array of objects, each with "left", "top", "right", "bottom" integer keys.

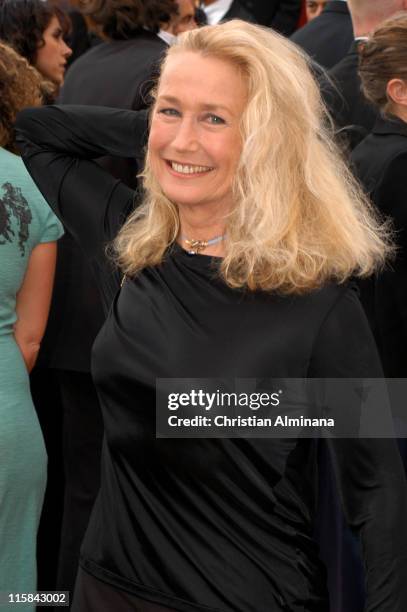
[
  {"left": 24, "top": 172, "right": 64, "bottom": 244},
  {"left": 38, "top": 205, "right": 64, "bottom": 243}
]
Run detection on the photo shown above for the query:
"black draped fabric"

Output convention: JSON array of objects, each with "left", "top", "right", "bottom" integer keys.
[
  {"left": 72, "top": 568, "right": 180, "bottom": 611},
  {"left": 16, "top": 106, "right": 407, "bottom": 612}
]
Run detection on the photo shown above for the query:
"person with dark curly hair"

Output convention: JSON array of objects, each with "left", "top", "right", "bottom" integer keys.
[
  {"left": 0, "top": 42, "right": 63, "bottom": 610},
  {"left": 0, "top": 0, "right": 72, "bottom": 91}
]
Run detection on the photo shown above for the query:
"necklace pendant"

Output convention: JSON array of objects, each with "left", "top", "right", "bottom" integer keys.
[
  {"left": 185, "top": 238, "right": 208, "bottom": 255},
  {"left": 182, "top": 234, "right": 225, "bottom": 255}
]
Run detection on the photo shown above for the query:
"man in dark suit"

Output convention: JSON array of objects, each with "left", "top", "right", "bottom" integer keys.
[
  {"left": 322, "top": 0, "right": 407, "bottom": 151},
  {"left": 200, "top": 0, "right": 257, "bottom": 24},
  {"left": 240, "top": 0, "right": 302, "bottom": 34},
  {"left": 200, "top": 0, "right": 302, "bottom": 32},
  {"left": 291, "top": 1, "right": 353, "bottom": 69},
  {"left": 60, "top": 6, "right": 170, "bottom": 183},
  {"left": 45, "top": 0, "right": 177, "bottom": 598}
]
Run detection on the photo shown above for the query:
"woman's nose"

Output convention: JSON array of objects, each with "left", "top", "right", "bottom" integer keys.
[
  {"left": 172, "top": 118, "right": 199, "bottom": 152},
  {"left": 63, "top": 40, "right": 73, "bottom": 58}
]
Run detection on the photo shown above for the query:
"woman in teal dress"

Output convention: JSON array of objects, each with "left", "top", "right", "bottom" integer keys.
[{"left": 0, "top": 43, "right": 64, "bottom": 609}]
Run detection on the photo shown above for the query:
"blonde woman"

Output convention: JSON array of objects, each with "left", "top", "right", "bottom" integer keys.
[{"left": 17, "top": 20, "right": 407, "bottom": 612}]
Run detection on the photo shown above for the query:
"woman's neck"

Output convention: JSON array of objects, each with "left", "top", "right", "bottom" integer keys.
[
  {"left": 178, "top": 206, "right": 227, "bottom": 257},
  {"left": 391, "top": 105, "right": 407, "bottom": 124}
]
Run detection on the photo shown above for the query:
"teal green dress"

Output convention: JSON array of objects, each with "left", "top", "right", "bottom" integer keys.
[{"left": 0, "top": 148, "right": 63, "bottom": 610}]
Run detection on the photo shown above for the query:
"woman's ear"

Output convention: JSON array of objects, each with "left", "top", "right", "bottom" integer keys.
[{"left": 386, "top": 78, "right": 407, "bottom": 108}]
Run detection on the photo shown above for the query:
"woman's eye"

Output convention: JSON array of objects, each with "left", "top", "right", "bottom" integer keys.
[
  {"left": 205, "top": 114, "right": 226, "bottom": 125},
  {"left": 53, "top": 29, "right": 63, "bottom": 39},
  {"left": 157, "top": 108, "right": 180, "bottom": 117}
]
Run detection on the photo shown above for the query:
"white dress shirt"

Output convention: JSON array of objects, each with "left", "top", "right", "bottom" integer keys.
[
  {"left": 202, "top": 0, "right": 234, "bottom": 25},
  {"left": 157, "top": 29, "right": 177, "bottom": 45}
]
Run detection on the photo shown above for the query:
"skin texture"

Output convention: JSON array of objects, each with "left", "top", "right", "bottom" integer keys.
[
  {"left": 348, "top": 0, "right": 407, "bottom": 37},
  {"left": 306, "top": 0, "right": 327, "bottom": 21},
  {"left": 149, "top": 51, "right": 247, "bottom": 255},
  {"left": 35, "top": 15, "right": 72, "bottom": 85},
  {"left": 14, "top": 241, "right": 57, "bottom": 372},
  {"left": 387, "top": 78, "right": 407, "bottom": 122}
]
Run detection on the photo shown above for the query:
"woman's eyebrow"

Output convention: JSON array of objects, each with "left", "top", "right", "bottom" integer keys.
[{"left": 157, "top": 94, "right": 231, "bottom": 114}]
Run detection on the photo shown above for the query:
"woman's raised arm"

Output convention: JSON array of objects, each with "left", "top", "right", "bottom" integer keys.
[{"left": 15, "top": 105, "right": 149, "bottom": 261}]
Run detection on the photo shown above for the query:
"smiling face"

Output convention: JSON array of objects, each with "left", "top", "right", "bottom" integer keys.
[
  {"left": 148, "top": 52, "right": 247, "bottom": 217},
  {"left": 35, "top": 15, "right": 72, "bottom": 85}
]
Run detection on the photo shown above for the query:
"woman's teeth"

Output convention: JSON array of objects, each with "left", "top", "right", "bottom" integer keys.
[{"left": 171, "top": 162, "right": 212, "bottom": 174}]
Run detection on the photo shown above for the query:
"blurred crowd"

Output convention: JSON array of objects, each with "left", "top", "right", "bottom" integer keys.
[{"left": 1, "top": 1, "right": 407, "bottom": 611}]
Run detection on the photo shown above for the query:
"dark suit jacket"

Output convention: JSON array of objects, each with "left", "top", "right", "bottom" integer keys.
[
  {"left": 66, "top": 10, "right": 102, "bottom": 66},
  {"left": 322, "top": 41, "right": 378, "bottom": 152},
  {"left": 291, "top": 1, "right": 353, "bottom": 69},
  {"left": 221, "top": 0, "right": 257, "bottom": 23},
  {"left": 240, "top": 0, "right": 301, "bottom": 34},
  {"left": 40, "top": 31, "right": 163, "bottom": 372},
  {"left": 60, "top": 30, "right": 166, "bottom": 183},
  {"left": 351, "top": 116, "right": 407, "bottom": 376}
]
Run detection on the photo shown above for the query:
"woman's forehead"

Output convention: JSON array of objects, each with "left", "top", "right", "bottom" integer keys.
[{"left": 158, "top": 51, "right": 247, "bottom": 105}]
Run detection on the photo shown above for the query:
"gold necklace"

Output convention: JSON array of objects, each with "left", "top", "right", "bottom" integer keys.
[{"left": 182, "top": 234, "right": 225, "bottom": 255}]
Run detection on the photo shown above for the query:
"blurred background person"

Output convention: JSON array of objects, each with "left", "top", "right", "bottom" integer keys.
[
  {"left": 352, "top": 12, "right": 407, "bottom": 377},
  {"left": 62, "top": 0, "right": 103, "bottom": 66},
  {"left": 160, "top": 0, "right": 197, "bottom": 39},
  {"left": 291, "top": 0, "right": 353, "bottom": 69},
  {"left": 320, "top": 8, "right": 407, "bottom": 610},
  {"left": 61, "top": 0, "right": 175, "bottom": 182},
  {"left": 238, "top": 0, "right": 302, "bottom": 33},
  {"left": 0, "top": 0, "right": 72, "bottom": 595},
  {"left": 199, "top": 0, "right": 256, "bottom": 24},
  {"left": 0, "top": 0, "right": 72, "bottom": 97},
  {"left": 0, "top": 42, "right": 63, "bottom": 609},
  {"left": 172, "top": 0, "right": 198, "bottom": 33},
  {"left": 324, "top": 0, "right": 407, "bottom": 151},
  {"left": 306, "top": 0, "right": 327, "bottom": 21}
]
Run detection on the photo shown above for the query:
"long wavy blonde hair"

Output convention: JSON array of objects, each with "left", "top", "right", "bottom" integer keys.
[{"left": 114, "top": 20, "right": 391, "bottom": 293}]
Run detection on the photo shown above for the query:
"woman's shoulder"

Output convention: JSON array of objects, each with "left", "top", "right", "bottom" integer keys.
[
  {"left": 1, "top": 147, "right": 43, "bottom": 198},
  {"left": 305, "top": 281, "right": 382, "bottom": 377},
  {"left": 272, "top": 281, "right": 361, "bottom": 344},
  {"left": 245, "top": 281, "right": 361, "bottom": 342},
  {"left": 0, "top": 147, "right": 64, "bottom": 246},
  {"left": 292, "top": 281, "right": 358, "bottom": 317}
]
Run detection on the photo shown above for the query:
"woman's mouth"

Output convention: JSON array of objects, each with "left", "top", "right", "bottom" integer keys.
[{"left": 166, "top": 160, "right": 214, "bottom": 176}]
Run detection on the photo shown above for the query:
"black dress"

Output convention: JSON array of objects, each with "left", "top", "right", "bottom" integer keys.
[{"left": 16, "top": 106, "right": 407, "bottom": 612}]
